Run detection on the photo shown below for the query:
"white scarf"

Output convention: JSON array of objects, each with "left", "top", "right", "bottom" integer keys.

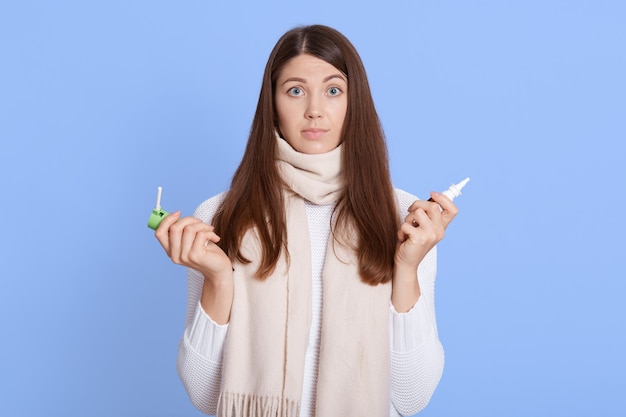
[{"left": 217, "top": 137, "right": 392, "bottom": 417}]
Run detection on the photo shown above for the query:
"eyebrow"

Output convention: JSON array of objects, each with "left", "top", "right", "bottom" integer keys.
[{"left": 281, "top": 74, "right": 347, "bottom": 86}]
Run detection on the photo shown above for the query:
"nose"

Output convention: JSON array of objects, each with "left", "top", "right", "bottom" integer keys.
[{"left": 305, "top": 96, "right": 323, "bottom": 119}]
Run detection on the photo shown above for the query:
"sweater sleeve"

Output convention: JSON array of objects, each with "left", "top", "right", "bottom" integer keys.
[
  {"left": 388, "top": 189, "right": 445, "bottom": 416},
  {"left": 176, "top": 193, "right": 229, "bottom": 415}
]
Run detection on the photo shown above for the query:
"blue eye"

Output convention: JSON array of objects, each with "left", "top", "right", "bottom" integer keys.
[
  {"left": 328, "top": 87, "right": 341, "bottom": 96},
  {"left": 288, "top": 87, "right": 303, "bottom": 96}
]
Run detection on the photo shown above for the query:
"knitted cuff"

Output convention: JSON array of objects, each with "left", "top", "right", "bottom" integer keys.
[
  {"left": 389, "top": 297, "right": 435, "bottom": 352},
  {"left": 185, "top": 300, "right": 229, "bottom": 361}
]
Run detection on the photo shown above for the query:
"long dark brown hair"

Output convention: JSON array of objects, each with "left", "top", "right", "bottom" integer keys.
[{"left": 213, "top": 25, "right": 398, "bottom": 285}]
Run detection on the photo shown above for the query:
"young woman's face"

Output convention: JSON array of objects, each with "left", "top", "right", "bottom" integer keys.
[{"left": 275, "top": 54, "right": 348, "bottom": 154}]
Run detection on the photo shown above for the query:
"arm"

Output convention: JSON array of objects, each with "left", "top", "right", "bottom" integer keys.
[
  {"left": 154, "top": 194, "right": 233, "bottom": 414},
  {"left": 389, "top": 248, "right": 444, "bottom": 416},
  {"left": 388, "top": 190, "right": 457, "bottom": 415},
  {"left": 177, "top": 268, "right": 229, "bottom": 415}
]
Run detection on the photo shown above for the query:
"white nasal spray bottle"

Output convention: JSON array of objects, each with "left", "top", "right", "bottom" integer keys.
[{"left": 429, "top": 177, "right": 470, "bottom": 202}]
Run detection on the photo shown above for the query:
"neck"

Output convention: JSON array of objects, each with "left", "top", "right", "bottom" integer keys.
[{"left": 276, "top": 136, "right": 344, "bottom": 205}]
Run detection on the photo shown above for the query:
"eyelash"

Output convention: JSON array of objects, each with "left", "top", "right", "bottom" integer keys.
[{"left": 286, "top": 86, "right": 343, "bottom": 96}]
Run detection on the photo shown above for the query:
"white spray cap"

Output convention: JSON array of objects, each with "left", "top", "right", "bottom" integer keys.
[
  {"left": 441, "top": 177, "right": 470, "bottom": 201},
  {"left": 155, "top": 186, "right": 163, "bottom": 211}
]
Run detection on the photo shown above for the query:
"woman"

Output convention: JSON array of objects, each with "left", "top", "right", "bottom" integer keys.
[{"left": 155, "top": 24, "right": 458, "bottom": 417}]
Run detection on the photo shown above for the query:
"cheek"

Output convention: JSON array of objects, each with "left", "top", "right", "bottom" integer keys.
[
  {"left": 334, "top": 105, "right": 348, "bottom": 128},
  {"left": 275, "top": 99, "right": 292, "bottom": 127},
  {"left": 333, "top": 98, "right": 348, "bottom": 122},
  {"left": 275, "top": 107, "right": 296, "bottom": 141},
  {"left": 276, "top": 111, "right": 291, "bottom": 132}
]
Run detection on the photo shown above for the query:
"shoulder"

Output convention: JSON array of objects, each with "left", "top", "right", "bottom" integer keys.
[
  {"left": 193, "top": 191, "right": 228, "bottom": 223},
  {"left": 393, "top": 188, "right": 419, "bottom": 213}
]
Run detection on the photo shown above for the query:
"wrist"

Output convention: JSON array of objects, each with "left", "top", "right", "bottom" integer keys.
[
  {"left": 200, "top": 270, "right": 234, "bottom": 325},
  {"left": 202, "top": 269, "right": 234, "bottom": 288},
  {"left": 393, "top": 262, "right": 418, "bottom": 283},
  {"left": 391, "top": 266, "right": 421, "bottom": 313}
]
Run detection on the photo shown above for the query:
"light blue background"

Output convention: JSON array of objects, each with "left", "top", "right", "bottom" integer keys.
[{"left": 1, "top": 1, "right": 625, "bottom": 416}]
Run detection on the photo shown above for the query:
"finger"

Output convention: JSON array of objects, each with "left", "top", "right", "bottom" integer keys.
[
  {"left": 407, "top": 212, "right": 421, "bottom": 228},
  {"left": 179, "top": 221, "right": 212, "bottom": 264},
  {"left": 154, "top": 211, "right": 181, "bottom": 253},
  {"left": 412, "top": 208, "right": 435, "bottom": 234},
  {"left": 404, "top": 211, "right": 418, "bottom": 227},
  {"left": 405, "top": 203, "right": 439, "bottom": 227},
  {"left": 407, "top": 199, "right": 440, "bottom": 214},
  {"left": 407, "top": 199, "right": 423, "bottom": 213},
  {"left": 168, "top": 216, "right": 203, "bottom": 263},
  {"left": 205, "top": 230, "right": 221, "bottom": 244},
  {"left": 186, "top": 224, "right": 218, "bottom": 256},
  {"left": 407, "top": 208, "right": 442, "bottom": 242},
  {"left": 429, "top": 191, "right": 459, "bottom": 227},
  {"left": 403, "top": 208, "right": 430, "bottom": 233},
  {"left": 401, "top": 208, "right": 429, "bottom": 239},
  {"left": 399, "top": 218, "right": 437, "bottom": 247},
  {"left": 187, "top": 229, "right": 222, "bottom": 264},
  {"left": 416, "top": 207, "right": 445, "bottom": 242},
  {"left": 397, "top": 225, "right": 408, "bottom": 243}
]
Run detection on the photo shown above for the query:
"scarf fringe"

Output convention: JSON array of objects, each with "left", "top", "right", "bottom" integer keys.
[{"left": 217, "top": 392, "right": 300, "bottom": 417}]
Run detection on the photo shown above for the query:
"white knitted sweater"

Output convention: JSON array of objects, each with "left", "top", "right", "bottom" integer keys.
[{"left": 176, "top": 189, "right": 444, "bottom": 417}]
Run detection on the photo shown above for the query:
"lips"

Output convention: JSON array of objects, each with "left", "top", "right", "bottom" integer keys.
[{"left": 301, "top": 128, "right": 328, "bottom": 140}]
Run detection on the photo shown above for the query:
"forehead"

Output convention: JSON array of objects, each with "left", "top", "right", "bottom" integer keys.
[{"left": 277, "top": 54, "right": 346, "bottom": 81}]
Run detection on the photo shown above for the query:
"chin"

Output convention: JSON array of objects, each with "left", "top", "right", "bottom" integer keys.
[{"left": 300, "top": 145, "right": 330, "bottom": 155}]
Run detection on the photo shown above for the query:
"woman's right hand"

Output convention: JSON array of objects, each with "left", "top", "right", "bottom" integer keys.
[{"left": 154, "top": 211, "right": 233, "bottom": 284}]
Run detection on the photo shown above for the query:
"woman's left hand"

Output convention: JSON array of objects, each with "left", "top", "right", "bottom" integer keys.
[{"left": 395, "top": 191, "right": 459, "bottom": 268}]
